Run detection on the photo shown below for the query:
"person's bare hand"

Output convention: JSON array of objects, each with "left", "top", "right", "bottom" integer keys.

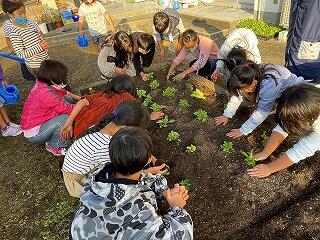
[
  {"left": 166, "top": 188, "right": 187, "bottom": 208},
  {"left": 211, "top": 67, "right": 221, "bottom": 81},
  {"left": 144, "top": 163, "right": 168, "bottom": 175},
  {"left": 214, "top": 115, "right": 229, "bottom": 126},
  {"left": 255, "top": 151, "right": 269, "bottom": 161},
  {"left": 247, "top": 164, "right": 272, "bottom": 178},
  {"left": 60, "top": 124, "right": 73, "bottom": 140},
  {"left": 160, "top": 48, "right": 166, "bottom": 59},
  {"left": 115, "top": 67, "right": 126, "bottom": 75},
  {"left": 140, "top": 72, "right": 148, "bottom": 81},
  {"left": 40, "top": 40, "right": 48, "bottom": 51},
  {"left": 226, "top": 129, "right": 243, "bottom": 139},
  {"left": 150, "top": 112, "right": 164, "bottom": 121}
]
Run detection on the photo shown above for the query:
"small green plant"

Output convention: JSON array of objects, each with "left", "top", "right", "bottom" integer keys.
[
  {"left": 186, "top": 144, "right": 197, "bottom": 153},
  {"left": 143, "top": 94, "right": 153, "bottom": 107},
  {"left": 180, "top": 179, "right": 191, "bottom": 190},
  {"left": 156, "top": 115, "right": 174, "bottom": 128},
  {"left": 187, "top": 83, "right": 194, "bottom": 93},
  {"left": 191, "top": 88, "right": 206, "bottom": 99},
  {"left": 220, "top": 141, "right": 234, "bottom": 154},
  {"left": 194, "top": 109, "right": 209, "bottom": 122},
  {"left": 240, "top": 150, "right": 256, "bottom": 167},
  {"left": 137, "top": 89, "right": 147, "bottom": 99},
  {"left": 167, "top": 130, "right": 180, "bottom": 142},
  {"left": 171, "top": 68, "right": 177, "bottom": 76},
  {"left": 174, "top": 75, "right": 183, "bottom": 83},
  {"left": 88, "top": 87, "right": 95, "bottom": 94},
  {"left": 150, "top": 103, "right": 165, "bottom": 112},
  {"left": 150, "top": 79, "right": 160, "bottom": 90},
  {"left": 261, "top": 131, "right": 269, "bottom": 143},
  {"left": 162, "top": 87, "right": 176, "bottom": 97},
  {"left": 179, "top": 99, "right": 190, "bottom": 109},
  {"left": 146, "top": 72, "right": 154, "bottom": 81},
  {"left": 159, "top": 63, "right": 169, "bottom": 72},
  {"left": 237, "top": 19, "right": 283, "bottom": 39}
]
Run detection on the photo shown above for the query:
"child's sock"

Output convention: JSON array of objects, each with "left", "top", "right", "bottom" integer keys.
[{"left": 1, "top": 125, "right": 9, "bottom": 132}]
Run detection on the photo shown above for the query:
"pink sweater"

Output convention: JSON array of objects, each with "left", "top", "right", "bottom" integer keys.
[
  {"left": 173, "top": 35, "right": 219, "bottom": 70},
  {"left": 21, "top": 81, "right": 74, "bottom": 131}
]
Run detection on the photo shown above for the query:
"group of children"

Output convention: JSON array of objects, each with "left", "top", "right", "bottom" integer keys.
[{"left": 1, "top": 0, "right": 320, "bottom": 238}]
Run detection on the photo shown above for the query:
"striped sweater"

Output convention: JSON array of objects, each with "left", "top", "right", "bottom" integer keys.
[{"left": 9, "top": 21, "right": 49, "bottom": 68}]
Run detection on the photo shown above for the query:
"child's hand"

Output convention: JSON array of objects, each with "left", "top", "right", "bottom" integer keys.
[
  {"left": 144, "top": 163, "right": 169, "bottom": 175},
  {"left": 247, "top": 164, "right": 272, "bottom": 178},
  {"left": 226, "top": 128, "right": 243, "bottom": 139},
  {"left": 61, "top": 124, "right": 73, "bottom": 140},
  {"left": 2, "top": 79, "right": 9, "bottom": 86},
  {"left": 166, "top": 69, "right": 174, "bottom": 80},
  {"left": 211, "top": 67, "right": 221, "bottom": 81},
  {"left": 140, "top": 72, "right": 148, "bottom": 81},
  {"left": 40, "top": 40, "right": 49, "bottom": 51},
  {"left": 115, "top": 67, "right": 126, "bottom": 75},
  {"left": 255, "top": 151, "right": 269, "bottom": 161},
  {"left": 214, "top": 115, "right": 229, "bottom": 126},
  {"left": 150, "top": 111, "right": 164, "bottom": 121},
  {"left": 173, "top": 183, "right": 189, "bottom": 201},
  {"left": 166, "top": 188, "right": 187, "bottom": 208},
  {"left": 173, "top": 72, "right": 186, "bottom": 81}
]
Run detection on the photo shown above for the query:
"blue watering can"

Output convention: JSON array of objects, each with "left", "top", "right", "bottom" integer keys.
[
  {"left": 0, "top": 85, "right": 20, "bottom": 105},
  {"left": 0, "top": 52, "right": 25, "bottom": 63}
]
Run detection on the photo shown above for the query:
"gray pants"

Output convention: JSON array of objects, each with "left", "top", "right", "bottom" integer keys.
[{"left": 28, "top": 114, "right": 70, "bottom": 148}]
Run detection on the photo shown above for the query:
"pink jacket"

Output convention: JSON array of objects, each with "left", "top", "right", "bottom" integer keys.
[
  {"left": 21, "top": 80, "right": 74, "bottom": 130},
  {"left": 173, "top": 35, "right": 219, "bottom": 70}
]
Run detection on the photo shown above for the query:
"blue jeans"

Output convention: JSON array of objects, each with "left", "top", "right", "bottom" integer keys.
[
  {"left": 28, "top": 114, "right": 70, "bottom": 148},
  {"left": 189, "top": 58, "right": 217, "bottom": 79}
]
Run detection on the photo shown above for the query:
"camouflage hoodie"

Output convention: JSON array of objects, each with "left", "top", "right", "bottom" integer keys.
[{"left": 71, "top": 167, "right": 193, "bottom": 240}]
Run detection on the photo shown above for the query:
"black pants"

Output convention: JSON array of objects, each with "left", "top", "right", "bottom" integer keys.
[
  {"left": 189, "top": 58, "right": 217, "bottom": 79},
  {"left": 133, "top": 43, "right": 155, "bottom": 75},
  {"left": 20, "top": 63, "right": 36, "bottom": 81}
]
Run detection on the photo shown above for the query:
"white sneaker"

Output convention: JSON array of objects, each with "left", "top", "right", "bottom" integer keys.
[
  {"left": 9, "top": 122, "right": 21, "bottom": 129},
  {"left": 1, "top": 125, "right": 22, "bottom": 137}
]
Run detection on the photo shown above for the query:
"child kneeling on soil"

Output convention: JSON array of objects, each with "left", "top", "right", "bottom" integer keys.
[
  {"left": 214, "top": 62, "right": 306, "bottom": 138},
  {"left": 20, "top": 60, "right": 80, "bottom": 156},
  {"left": 248, "top": 84, "right": 320, "bottom": 178},
  {"left": 70, "top": 127, "right": 193, "bottom": 240},
  {"left": 131, "top": 31, "right": 156, "bottom": 81},
  {"left": 98, "top": 31, "right": 136, "bottom": 80},
  {"left": 153, "top": 8, "right": 185, "bottom": 59},
  {"left": 60, "top": 74, "right": 163, "bottom": 139},
  {"left": 211, "top": 28, "right": 262, "bottom": 81},
  {"left": 167, "top": 29, "right": 219, "bottom": 81},
  {"left": 0, "top": 64, "right": 22, "bottom": 137},
  {"left": 62, "top": 101, "right": 167, "bottom": 198}
]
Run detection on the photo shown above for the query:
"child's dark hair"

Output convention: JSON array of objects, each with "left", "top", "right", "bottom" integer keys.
[
  {"left": 275, "top": 84, "right": 320, "bottom": 136},
  {"left": 104, "top": 74, "right": 137, "bottom": 98},
  {"left": 2, "top": 0, "right": 24, "bottom": 14},
  {"left": 153, "top": 12, "right": 169, "bottom": 34},
  {"left": 37, "top": 60, "right": 68, "bottom": 85},
  {"left": 102, "top": 31, "right": 133, "bottom": 67},
  {"left": 227, "top": 62, "right": 277, "bottom": 97},
  {"left": 79, "top": 100, "right": 149, "bottom": 138},
  {"left": 109, "top": 126, "right": 153, "bottom": 175},
  {"left": 225, "top": 47, "right": 248, "bottom": 72},
  {"left": 137, "top": 33, "right": 155, "bottom": 52},
  {"left": 180, "top": 29, "right": 198, "bottom": 45}
]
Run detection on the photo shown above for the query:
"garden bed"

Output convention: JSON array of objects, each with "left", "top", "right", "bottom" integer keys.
[{"left": 133, "top": 69, "right": 320, "bottom": 239}]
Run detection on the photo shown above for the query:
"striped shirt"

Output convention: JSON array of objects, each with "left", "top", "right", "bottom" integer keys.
[
  {"left": 9, "top": 21, "right": 49, "bottom": 68},
  {"left": 62, "top": 132, "right": 112, "bottom": 174},
  {"left": 3, "top": 20, "right": 13, "bottom": 37}
]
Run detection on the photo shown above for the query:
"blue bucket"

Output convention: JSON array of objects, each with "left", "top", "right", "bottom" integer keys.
[
  {"left": 77, "top": 35, "right": 89, "bottom": 48},
  {"left": 72, "top": 15, "right": 79, "bottom": 22},
  {"left": 63, "top": 10, "right": 72, "bottom": 20},
  {"left": 0, "top": 85, "right": 20, "bottom": 105}
]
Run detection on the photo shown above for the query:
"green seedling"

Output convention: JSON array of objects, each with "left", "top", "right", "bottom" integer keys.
[
  {"left": 174, "top": 75, "right": 183, "bottom": 83},
  {"left": 137, "top": 89, "right": 147, "bottom": 99},
  {"left": 162, "top": 87, "right": 176, "bottom": 97},
  {"left": 167, "top": 130, "right": 180, "bottom": 142},
  {"left": 143, "top": 94, "right": 153, "bottom": 107},
  {"left": 220, "top": 141, "right": 234, "bottom": 154},
  {"left": 150, "top": 102, "right": 165, "bottom": 112},
  {"left": 159, "top": 63, "right": 169, "bottom": 72},
  {"left": 187, "top": 83, "right": 194, "bottom": 93},
  {"left": 240, "top": 150, "right": 256, "bottom": 167},
  {"left": 163, "top": 171, "right": 170, "bottom": 176},
  {"left": 179, "top": 99, "right": 190, "bottom": 109},
  {"left": 146, "top": 72, "right": 154, "bottom": 81},
  {"left": 180, "top": 179, "right": 191, "bottom": 190},
  {"left": 150, "top": 79, "right": 160, "bottom": 90},
  {"left": 88, "top": 87, "right": 95, "bottom": 94},
  {"left": 156, "top": 115, "right": 174, "bottom": 128},
  {"left": 186, "top": 144, "right": 197, "bottom": 153},
  {"left": 261, "top": 131, "right": 269, "bottom": 143},
  {"left": 172, "top": 68, "right": 177, "bottom": 76},
  {"left": 194, "top": 109, "right": 209, "bottom": 122},
  {"left": 191, "top": 88, "right": 206, "bottom": 99}
]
